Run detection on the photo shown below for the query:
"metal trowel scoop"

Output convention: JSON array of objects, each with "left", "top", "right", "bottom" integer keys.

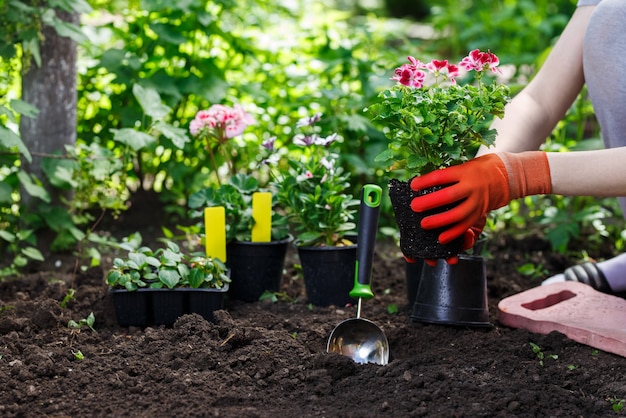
[{"left": 327, "top": 184, "right": 390, "bottom": 365}]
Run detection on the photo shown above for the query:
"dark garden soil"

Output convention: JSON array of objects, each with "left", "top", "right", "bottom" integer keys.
[{"left": 1, "top": 197, "right": 625, "bottom": 417}]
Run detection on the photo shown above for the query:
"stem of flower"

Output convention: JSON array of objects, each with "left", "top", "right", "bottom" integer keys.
[{"left": 206, "top": 144, "right": 221, "bottom": 186}]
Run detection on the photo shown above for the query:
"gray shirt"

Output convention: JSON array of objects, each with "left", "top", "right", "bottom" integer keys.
[{"left": 580, "top": 0, "right": 626, "bottom": 209}]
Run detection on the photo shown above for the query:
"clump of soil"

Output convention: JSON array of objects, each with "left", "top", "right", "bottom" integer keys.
[{"left": 0, "top": 228, "right": 624, "bottom": 417}]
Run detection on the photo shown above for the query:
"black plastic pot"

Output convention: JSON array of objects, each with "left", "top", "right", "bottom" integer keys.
[
  {"left": 110, "top": 285, "right": 229, "bottom": 327},
  {"left": 405, "top": 258, "right": 424, "bottom": 306},
  {"left": 110, "top": 288, "right": 150, "bottom": 327},
  {"left": 411, "top": 255, "right": 491, "bottom": 327},
  {"left": 151, "top": 289, "right": 186, "bottom": 326},
  {"left": 297, "top": 243, "right": 357, "bottom": 307},
  {"left": 226, "top": 235, "right": 292, "bottom": 302},
  {"left": 388, "top": 178, "right": 464, "bottom": 260},
  {"left": 186, "top": 288, "right": 226, "bottom": 322}
]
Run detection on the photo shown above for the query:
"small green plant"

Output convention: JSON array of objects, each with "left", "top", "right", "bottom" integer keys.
[
  {"left": 60, "top": 289, "right": 76, "bottom": 309},
  {"left": 68, "top": 312, "right": 96, "bottom": 332},
  {"left": 517, "top": 262, "right": 549, "bottom": 281},
  {"left": 266, "top": 113, "right": 359, "bottom": 247},
  {"left": 609, "top": 397, "right": 624, "bottom": 412},
  {"left": 567, "top": 364, "right": 579, "bottom": 371},
  {"left": 387, "top": 303, "right": 399, "bottom": 314},
  {"left": 530, "top": 342, "right": 558, "bottom": 367},
  {"left": 259, "top": 290, "right": 295, "bottom": 303},
  {"left": 106, "top": 240, "right": 230, "bottom": 291},
  {"left": 0, "top": 305, "right": 15, "bottom": 317},
  {"left": 188, "top": 173, "right": 289, "bottom": 242},
  {"left": 72, "top": 350, "right": 85, "bottom": 361}
]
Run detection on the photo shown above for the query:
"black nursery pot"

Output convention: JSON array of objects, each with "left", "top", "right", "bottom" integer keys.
[
  {"left": 226, "top": 235, "right": 292, "bottom": 302},
  {"left": 150, "top": 289, "right": 186, "bottom": 326},
  {"left": 405, "top": 258, "right": 424, "bottom": 306},
  {"left": 411, "top": 254, "right": 491, "bottom": 327},
  {"left": 110, "top": 288, "right": 150, "bottom": 327},
  {"left": 110, "top": 286, "right": 228, "bottom": 327},
  {"left": 297, "top": 243, "right": 357, "bottom": 307},
  {"left": 388, "top": 178, "right": 464, "bottom": 260}
]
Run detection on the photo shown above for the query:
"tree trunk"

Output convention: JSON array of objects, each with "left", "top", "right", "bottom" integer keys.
[{"left": 20, "top": 10, "right": 78, "bottom": 208}]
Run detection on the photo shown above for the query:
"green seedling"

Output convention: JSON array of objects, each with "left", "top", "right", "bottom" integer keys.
[
  {"left": 259, "top": 290, "right": 295, "bottom": 303},
  {"left": 72, "top": 350, "right": 84, "bottom": 360},
  {"left": 68, "top": 312, "right": 96, "bottom": 332},
  {"left": 530, "top": 342, "right": 558, "bottom": 367},
  {"left": 609, "top": 397, "right": 624, "bottom": 412},
  {"left": 517, "top": 262, "right": 549, "bottom": 281},
  {"left": 567, "top": 364, "right": 579, "bottom": 371},
  {"left": 387, "top": 303, "right": 398, "bottom": 314},
  {"left": 0, "top": 305, "right": 15, "bottom": 317},
  {"left": 60, "top": 288, "right": 75, "bottom": 309}
]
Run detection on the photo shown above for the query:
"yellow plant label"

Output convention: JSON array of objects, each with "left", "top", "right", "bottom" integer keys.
[{"left": 251, "top": 192, "right": 272, "bottom": 242}]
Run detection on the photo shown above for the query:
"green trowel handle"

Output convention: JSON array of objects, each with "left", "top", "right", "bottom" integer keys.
[{"left": 349, "top": 184, "right": 382, "bottom": 300}]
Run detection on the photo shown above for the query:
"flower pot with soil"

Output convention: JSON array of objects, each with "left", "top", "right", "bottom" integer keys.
[
  {"left": 106, "top": 239, "right": 230, "bottom": 326},
  {"left": 368, "top": 50, "right": 509, "bottom": 260},
  {"left": 264, "top": 112, "right": 359, "bottom": 306},
  {"left": 189, "top": 173, "right": 292, "bottom": 302},
  {"left": 188, "top": 105, "right": 292, "bottom": 302}
]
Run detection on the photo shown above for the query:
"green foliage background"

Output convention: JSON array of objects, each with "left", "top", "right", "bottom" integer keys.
[{"left": 1, "top": 0, "right": 625, "bottom": 273}]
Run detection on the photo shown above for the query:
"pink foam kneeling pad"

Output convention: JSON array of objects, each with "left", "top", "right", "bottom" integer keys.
[{"left": 498, "top": 282, "right": 626, "bottom": 358}]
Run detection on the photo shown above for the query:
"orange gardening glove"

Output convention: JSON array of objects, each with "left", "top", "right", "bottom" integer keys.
[{"left": 410, "top": 151, "right": 552, "bottom": 246}]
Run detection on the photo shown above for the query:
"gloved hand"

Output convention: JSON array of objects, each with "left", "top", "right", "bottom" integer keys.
[{"left": 410, "top": 151, "right": 552, "bottom": 247}]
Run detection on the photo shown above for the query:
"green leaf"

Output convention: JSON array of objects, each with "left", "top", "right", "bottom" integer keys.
[
  {"left": 0, "top": 126, "right": 32, "bottom": 162},
  {"left": 17, "top": 171, "right": 49, "bottom": 202},
  {"left": 51, "top": 17, "right": 89, "bottom": 44},
  {"left": 159, "top": 269, "right": 181, "bottom": 289},
  {"left": 133, "top": 84, "right": 171, "bottom": 120},
  {"left": 187, "top": 268, "right": 204, "bottom": 288},
  {"left": 111, "top": 128, "right": 156, "bottom": 151},
  {"left": 41, "top": 157, "right": 78, "bottom": 189},
  {"left": 21, "top": 247, "right": 44, "bottom": 261},
  {"left": 0, "top": 181, "right": 13, "bottom": 205},
  {"left": 10, "top": 99, "right": 39, "bottom": 118},
  {"left": 0, "top": 230, "right": 15, "bottom": 243},
  {"left": 149, "top": 22, "right": 187, "bottom": 44},
  {"left": 153, "top": 120, "right": 189, "bottom": 149},
  {"left": 23, "top": 37, "right": 42, "bottom": 68},
  {"left": 229, "top": 173, "right": 259, "bottom": 193}
]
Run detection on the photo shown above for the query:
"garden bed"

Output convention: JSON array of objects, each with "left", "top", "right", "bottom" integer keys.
[{"left": 0, "top": 231, "right": 624, "bottom": 417}]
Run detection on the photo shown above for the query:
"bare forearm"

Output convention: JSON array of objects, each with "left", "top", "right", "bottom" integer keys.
[
  {"left": 548, "top": 148, "right": 626, "bottom": 196},
  {"left": 483, "top": 93, "right": 560, "bottom": 153}
]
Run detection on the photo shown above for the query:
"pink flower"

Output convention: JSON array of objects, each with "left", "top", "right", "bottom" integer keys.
[
  {"left": 425, "top": 59, "right": 460, "bottom": 84},
  {"left": 296, "top": 171, "right": 314, "bottom": 182},
  {"left": 391, "top": 56, "right": 426, "bottom": 88},
  {"left": 459, "top": 49, "right": 501, "bottom": 73},
  {"left": 189, "top": 104, "right": 255, "bottom": 141}
]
